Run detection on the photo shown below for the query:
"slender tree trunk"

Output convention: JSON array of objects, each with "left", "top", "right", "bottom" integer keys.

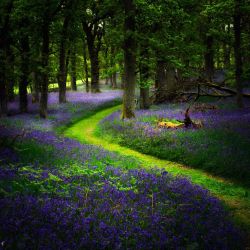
[
  {"left": 0, "top": 0, "right": 13, "bottom": 116},
  {"left": 8, "top": 80, "right": 15, "bottom": 102},
  {"left": 155, "top": 60, "right": 167, "bottom": 103},
  {"left": 223, "top": 23, "right": 232, "bottom": 69},
  {"left": 70, "top": 45, "right": 77, "bottom": 91},
  {"left": 65, "top": 48, "right": 70, "bottom": 89},
  {"left": 104, "top": 46, "right": 109, "bottom": 85},
  {"left": 19, "top": 35, "right": 30, "bottom": 113},
  {"left": 119, "top": 61, "right": 125, "bottom": 89},
  {"left": 39, "top": 22, "right": 50, "bottom": 118},
  {"left": 58, "top": 17, "right": 70, "bottom": 103},
  {"left": 122, "top": 0, "right": 136, "bottom": 119},
  {"left": 112, "top": 73, "right": 117, "bottom": 88},
  {"left": 105, "top": 77, "right": 109, "bottom": 85},
  {"left": 234, "top": 0, "right": 243, "bottom": 108},
  {"left": 0, "top": 75, "right": 8, "bottom": 116},
  {"left": 6, "top": 47, "right": 15, "bottom": 102},
  {"left": 223, "top": 42, "right": 231, "bottom": 68},
  {"left": 83, "top": 40, "right": 89, "bottom": 92},
  {"left": 204, "top": 35, "right": 214, "bottom": 80},
  {"left": 31, "top": 71, "right": 40, "bottom": 103},
  {"left": 139, "top": 46, "right": 150, "bottom": 109},
  {"left": 110, "top": 46, "right": 117, "bottom": 89}
]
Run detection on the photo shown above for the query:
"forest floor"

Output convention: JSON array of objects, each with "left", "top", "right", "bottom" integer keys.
[
  {"left": 64, "top": 104, "right": 250, "bottom": 230},
  {"left": 0, "top": 90, "right": 249, "bottom": 248}
]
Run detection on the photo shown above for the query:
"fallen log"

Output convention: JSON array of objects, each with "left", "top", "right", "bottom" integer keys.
[{"left": 200, "top": 82, "right": 250, "bottom": 97}]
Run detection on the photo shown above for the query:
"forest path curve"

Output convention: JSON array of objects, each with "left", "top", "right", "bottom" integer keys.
[{"left": 64, "top": 104, "right": 250, "bottom": 230}]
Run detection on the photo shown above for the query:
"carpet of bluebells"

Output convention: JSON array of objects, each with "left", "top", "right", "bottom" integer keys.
[
  {"left": 0, "top": 92, "right": 246, "bottom": 249},
  {"left": 100, "top": 98, "right": 250, "bottom": 186}
]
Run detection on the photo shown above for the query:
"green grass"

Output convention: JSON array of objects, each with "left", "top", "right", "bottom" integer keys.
[
  {"left": 64, "top": 105, "right": 250, "bottom": 231},
  {"left": 98, "top": 113, "right": 250, "bottom": 187},
  {"left": 56, "top": 98, "right": 122, "bottom": 134}
]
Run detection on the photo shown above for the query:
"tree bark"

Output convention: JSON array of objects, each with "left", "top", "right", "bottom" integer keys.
[
  {"left": 0, "top": 0, "right": 13, "bottom": 116},
  {"left": 204, "top": 35, "right": 214, "bottom": 80},
  {"left": 31, "top": 71, "right": 40, "bottom": 103},
  {"left": 89, "top": 48, "right": 100, "bottom": 92},
  {"left": 6, "top": 42, "right": 15, "bottom": 102},
  {"left": 110, "top": 46, "right": 117, "bottom": 89},
  {"left": 19, "top": 34, "right": 30, "bottom": 113},
  {"left": 39, "top": 22, "right": 50, "bottom": 118},
  {"left": 58, "top": 16, "right": 70, "bottom": 103},
  {"left": 83, "top": 23, "right": 102, "bottom": 93},
  {"left": 155, "top": 60, "right": 167, "bottom": 103},
  {"left": 139, "top": 45, "right": 150, "bottom": 109},
  {"left": 65, "top": 48, "right": 70, "bottom": 89},
  {"left": 234, "top": 0, "right": 243, "bottom": 108},
  {"left": 122, "top": 0, "right": 136, "bottom": 119},
  {"left": 83, "top": 39, "right": 89, "bottom": 92},
  {"left": 70, "top": 45, "right": 77, "bottom": 91}
]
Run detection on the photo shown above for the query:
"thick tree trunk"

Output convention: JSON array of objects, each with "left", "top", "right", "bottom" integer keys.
[
  {"left": 83, "top": 41, "right": 89, "bottom": 92},
  {"left": 70, "top": 46, "right": 77, "bottom": 91},
  {"left": 39, "top": 22, "right": 50, "bottom": 118},
  {"left": 122, "top": 0, "right": 136, "bottom": 119},
  {"left": 89, "top": 48, "right": 100, "bottom": 93},
  {"left": 19, "top": 35, "right": 30, "bottom": 113},
  {"left": 204, "top": 35, "right": 214, "bottom": 80},
  {"left": 234, "top": 0, "right": 243, "bottom": 108}
]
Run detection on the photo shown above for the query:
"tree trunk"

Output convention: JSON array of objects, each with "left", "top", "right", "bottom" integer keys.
[
  {"left": 155, "top": 60, "right": 167, "bottom": 103},
  {"left": 39, "top": 22, "right": 50, "bottom": 118},
  {"left": 0, "top": 0, "right": 13, "bottom": 116},
  {"left": 89, "top": 48, "right": 100, "bottom": 93},
  {"left": 8, "top": 80, "right": 15, "bottom": 102},
  {"left": 139, "top": 45, "right": 150, "bottom": 109},
  {"left": 83, "top": 40, "right": 89, "bottom": 92},
  {"left": 122, "top": 0, "right": 136, "bottom": 119},
  {"left": 65, "top": 48, "right": 70, "bottom": 89},
  {"left": 0, "top": 76, "right": 8, "bottom": 117},
  {"left": 6, "top": 42, "right": 15, "bottom": 102},
  {"left": 31, "top": 71, "right": 40, "bottom": 103},
  {"left": 58, "top": 17, "right": 70, "bottom": 103},
  {"left": 234, "top": 0, "right": 243, "bottom": 108},
  {"left": 19, "top": 35, "right": 30, "bottom": 113},
  {"left": 110, "top": 46, "right": 117, "bottom": 89},
  {"left": 70, "top": 45, "right": 77, "bottom": 91},
  {"left": 204, "top": 35, "right": 214, "bottom": 80},
  {"left": 112, "top": 73, "right": 117, "bottom": 88},
  {"left": 223, "top": 42, "right": 231, "bottom": 69},
  {"left": 140, "top": 88, "right": 150, "bottom": 109}
]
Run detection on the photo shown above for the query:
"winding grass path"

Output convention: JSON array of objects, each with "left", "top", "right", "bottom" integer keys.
[{"left": 64, "top": 104, "right": 250, "bottom": 230}]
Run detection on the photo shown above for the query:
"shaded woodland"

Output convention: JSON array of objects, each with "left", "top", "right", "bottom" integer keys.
[{"left": 0, "top": 0, "right": 249, "bottom": 118}]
